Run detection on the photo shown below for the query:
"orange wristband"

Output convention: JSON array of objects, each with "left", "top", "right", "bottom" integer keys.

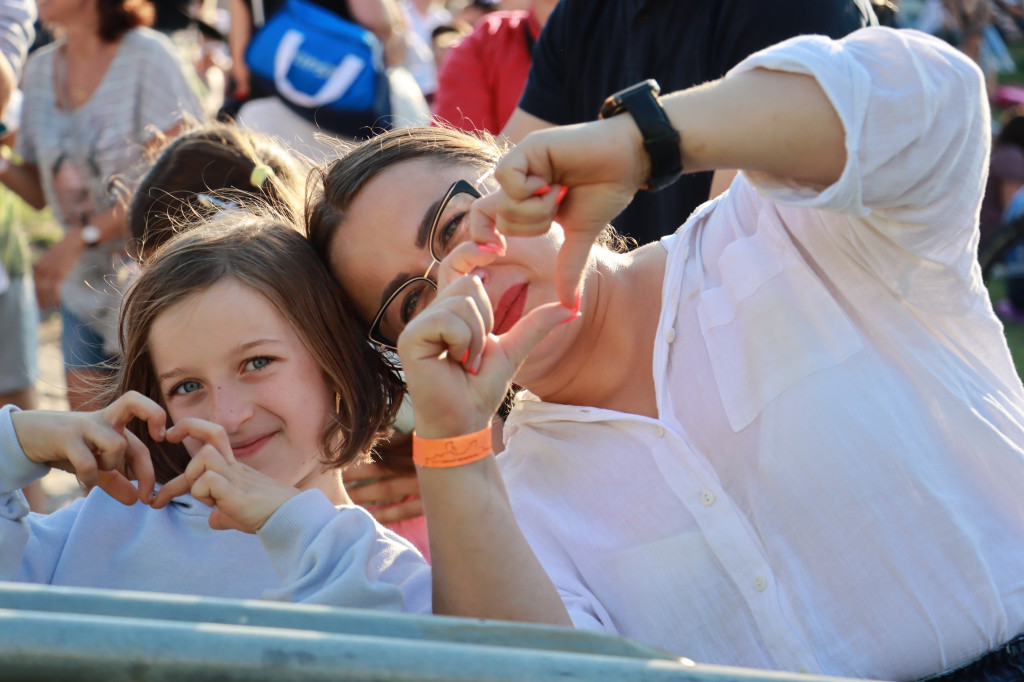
[{"left": 412, "top": 427, "right": 492, "bottom": 468}]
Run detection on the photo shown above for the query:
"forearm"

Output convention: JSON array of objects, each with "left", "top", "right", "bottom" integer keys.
[
  {"left": 90, "top": 202, "right": 128, "bottom": 244},
  {"left": 347, "top": 0, "right": 398, "bottom": 45},
  {"left": 420, "top": 456, "right": 572, "bottom": 625},
  {"left": 228, "top": 0, "right": 253, "bottom": 66},
  {"left": 659, "top": 69, "right": 845, "bottom": 188},
  {"left": 0, "top": 160, "right": 45, "bottom": 209}
]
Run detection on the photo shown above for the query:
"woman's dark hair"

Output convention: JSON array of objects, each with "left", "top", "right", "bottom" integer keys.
[
  {"left": 128, "top": 123, "right": 308, "bottom": 262},
  {"left": 305, "top": 126, "right": 628, "bottom": 328},
  {"left": 305, "top": 126, "right": 503, "bottom": 275},
  {"left": 104, "top": 216, "right": 404, "bottom": 484},
  {"left": 98, "top": 0, "right": 155, "bottom": 42}
]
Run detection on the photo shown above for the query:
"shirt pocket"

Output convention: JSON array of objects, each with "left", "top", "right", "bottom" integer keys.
[{"left": 696, "top": 211, "right": 864, "bottom": 432}]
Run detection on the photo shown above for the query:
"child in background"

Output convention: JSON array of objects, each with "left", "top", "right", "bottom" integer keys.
[
  {"left": 1, "top": 217, "right": 431, "bottom": 610},
  {"left": 126, "top": 123, "right": 431, "bottom": 560}
]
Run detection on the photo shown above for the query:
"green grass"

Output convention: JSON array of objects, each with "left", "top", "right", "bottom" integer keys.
[{"left": 988, "top": 275, "right": 1024, "bottom": 380}]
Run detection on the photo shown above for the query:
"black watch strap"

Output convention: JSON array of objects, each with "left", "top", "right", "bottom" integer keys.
[{"left": 599, "top": 79, "right": 683, "bottom": 192}]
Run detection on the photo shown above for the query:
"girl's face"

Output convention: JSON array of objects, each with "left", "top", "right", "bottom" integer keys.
[
  {"left": 329, "top": 159, "right": 571, "bottom": 373},
  {"left": 148, "top": 279, "right": 336, "bottom": 492}
]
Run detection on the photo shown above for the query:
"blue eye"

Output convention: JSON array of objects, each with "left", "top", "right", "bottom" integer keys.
[
  {"left": 245, "top": 356, "right": 272, "bottom": 371},
  {"left": 171, "top": 379, "right": 202, "bottom": 396}
]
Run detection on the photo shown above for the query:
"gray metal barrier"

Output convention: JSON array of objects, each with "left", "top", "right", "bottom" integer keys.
[{"left": 0, "top": 581, "right": 874, "bottom": 682}]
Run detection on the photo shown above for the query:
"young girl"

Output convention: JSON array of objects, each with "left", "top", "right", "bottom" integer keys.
[
  {"left": 126, "top": 122, "right": 432, "bottom": 561},
  {"left": 306, "top": 27, "right": 1024, "bottom": 681},
  {"left": 0, "top": 217, "right": 430, "bottom": 611},
  {"left": 127, "top": 123, "right": 307, "bottom": 259}
]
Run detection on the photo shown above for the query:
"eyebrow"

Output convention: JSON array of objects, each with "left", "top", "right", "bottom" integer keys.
[
  {"left": 156, "top": 339, "right": 281, "bottom": 383},
  {"left": 377, "top": 195, "right": 445, "bottom": 309}
]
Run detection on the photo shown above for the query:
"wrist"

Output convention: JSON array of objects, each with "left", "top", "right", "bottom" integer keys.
[
  {"left": 599, "top": 79, "right": 682, "bottom": 192},
  {"left": 413, "top": 427, "right": 493, "bottom": 468},
  {"left": 79, "top": 224, "right": 101, "bottom": 248}
]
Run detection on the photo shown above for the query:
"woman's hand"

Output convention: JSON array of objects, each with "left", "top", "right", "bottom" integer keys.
[
  {"left": 33, "top": 233, "right": 84, "bottom": 310},
  {"left": 344, "top": 459, "right": 423, "bottom": 524},
  {"left": 10, "top": 391, "right": 167, "bottom": 506},
  {"left": 486, "top": 115, "right": 648, "bottom": 306},
  {"left": 151, "top": 418, "right": 300, "bottom": 533},
  {"left": 397, "top": 273, "right": 570, "bottom": 439}
]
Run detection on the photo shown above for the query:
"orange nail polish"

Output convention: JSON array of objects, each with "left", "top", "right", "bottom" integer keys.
[
  {"left": 555, "top": 186, "right": 569, "bottom": 204},
  {"left": 532, "top": 184, "right": 552, "bottom": 197},
  {"left": 460, "top": 348, "right": 470, "bottom": 364}
]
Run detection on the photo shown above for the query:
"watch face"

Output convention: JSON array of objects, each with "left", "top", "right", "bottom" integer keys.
[{"left": 81, "top": 224, "right": 101, "bottom": 245}]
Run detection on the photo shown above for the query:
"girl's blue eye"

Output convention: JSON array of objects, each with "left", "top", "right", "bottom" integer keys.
[
  {"left": 245, "top": 356, "right": 271, "bottom": 371},
  {"left": 171, "top": 380, "right": 202, "bottom": 396}
]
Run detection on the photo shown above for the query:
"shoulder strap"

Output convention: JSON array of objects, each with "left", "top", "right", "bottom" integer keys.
[{"left": 252, "top": 0, "right": 266, "bottom": 28}]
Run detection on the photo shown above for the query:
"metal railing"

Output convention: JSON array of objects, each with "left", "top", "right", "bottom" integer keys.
[{"left": 0, "top": 581, "right": 874, "bottom": 682}]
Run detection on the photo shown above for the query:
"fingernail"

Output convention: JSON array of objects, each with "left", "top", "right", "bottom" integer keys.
[
  {"left": 460, "top": 348, "right": 470, "bottom": 364},
  {"left": 560, "top": 310, "right": 582, "bottom": 326},
  {"left": 477, "top": 242, "right": 505, "bottom": 256},
  {"left": 470, "top": 354, "right": 482, "bottom": 375},
  {"left": 532, "top": 184, "right": 552, "bottom": 197},
  {"left": 555, "top": 186, "right": 569, "bottom": 204},
  {"left": 571, "top": 290, "right": 581, "bottom": 316}
]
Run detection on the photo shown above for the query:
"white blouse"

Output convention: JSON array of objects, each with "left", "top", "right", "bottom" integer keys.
[{"left": 499, "top": 27, "right": 1024, "bottom": 680}]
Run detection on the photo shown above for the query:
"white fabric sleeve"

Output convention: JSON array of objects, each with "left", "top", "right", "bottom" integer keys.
[
  {"left": 0, "top": 0, "right": 35, "bottom": 76},
  {"left": 257, "top": 489, "right": 432, "bottom": 614},
  {"left": 729, "top": 27, "right": 988, "bottom": 268},
  {"left": 0, "top": 404, "right": 80, "bottom": 581}
]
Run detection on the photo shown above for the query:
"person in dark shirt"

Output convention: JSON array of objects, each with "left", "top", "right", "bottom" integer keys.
[{"left": 502, "top": 0, "right": 877, "bottom": 246}]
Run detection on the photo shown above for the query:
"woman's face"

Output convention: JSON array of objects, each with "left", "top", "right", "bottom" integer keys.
[{"left": 328, "top": 159, "right": 571, "bottom": 372}]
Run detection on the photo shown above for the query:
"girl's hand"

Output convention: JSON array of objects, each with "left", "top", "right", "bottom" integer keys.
[
  {"left": 151, "top": 418, "right": 299, "bottom": 533},
  {"left": 486, "top": 115, "right": 647, "bottom": 307},
  {"left": 11, "top": 391, "right": 167, "bottom": 506},
  {"left": 397, "top": 273, "right": 570, "bottom": 439}
]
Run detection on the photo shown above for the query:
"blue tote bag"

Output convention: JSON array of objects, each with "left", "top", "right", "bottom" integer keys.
[{"left": 245, "top": 0, "right": 392, "bottom": 137}]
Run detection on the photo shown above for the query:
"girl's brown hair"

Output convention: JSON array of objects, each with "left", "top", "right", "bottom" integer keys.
[
  {"left": 98, "top": 0, "right": 155, "bottom": 42},
  {"left": 128, "top": 123, "right": 308, "bottom": 263},
  {"left": 106, "top": 216, "right": 404, "bottom": 484}
]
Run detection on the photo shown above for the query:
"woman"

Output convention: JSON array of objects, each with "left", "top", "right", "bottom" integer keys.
[
  {"left": 0, "top": 0, "right": 202, "bottom": 411},
  {"left": 307, "top": 27, "right": 1024, "bottom": 681},
  {"left": 1, "top": 217, "right": 430, "bottom": 609}
]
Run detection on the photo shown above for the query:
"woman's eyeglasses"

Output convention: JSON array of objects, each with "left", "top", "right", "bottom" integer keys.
[{"left": 368, "top": 179, "right": 483, "bottom": 350}]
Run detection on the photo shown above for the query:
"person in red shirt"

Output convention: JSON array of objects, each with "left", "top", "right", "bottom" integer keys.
[{"left": 431, "top": 0, "right": 557, "bottom": 135}]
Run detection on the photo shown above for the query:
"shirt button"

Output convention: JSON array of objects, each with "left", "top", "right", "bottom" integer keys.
[
  {"left": 665, "top": 328, "right": 676, "bottom": 343},
  {"left": 753, "top": 576, "right": 767, "bottom": 592},
  {"left": 683, "top": 245, "right": 690, "bottom": 261},
  {"left": 699, "top": 490, "right": 715, "bottom": 506},
  {"left": 655, "top": 426, "right": 665, "bottom": 437}
]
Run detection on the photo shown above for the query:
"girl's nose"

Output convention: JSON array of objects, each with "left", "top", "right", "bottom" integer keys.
[{"left": 208, "top": 384, "right": 253, "bottom": 433}]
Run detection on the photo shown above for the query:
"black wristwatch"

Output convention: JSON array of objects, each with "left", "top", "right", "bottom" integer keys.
[{"left": 598, "top": 79, "right": 683, "bottom": 192}]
